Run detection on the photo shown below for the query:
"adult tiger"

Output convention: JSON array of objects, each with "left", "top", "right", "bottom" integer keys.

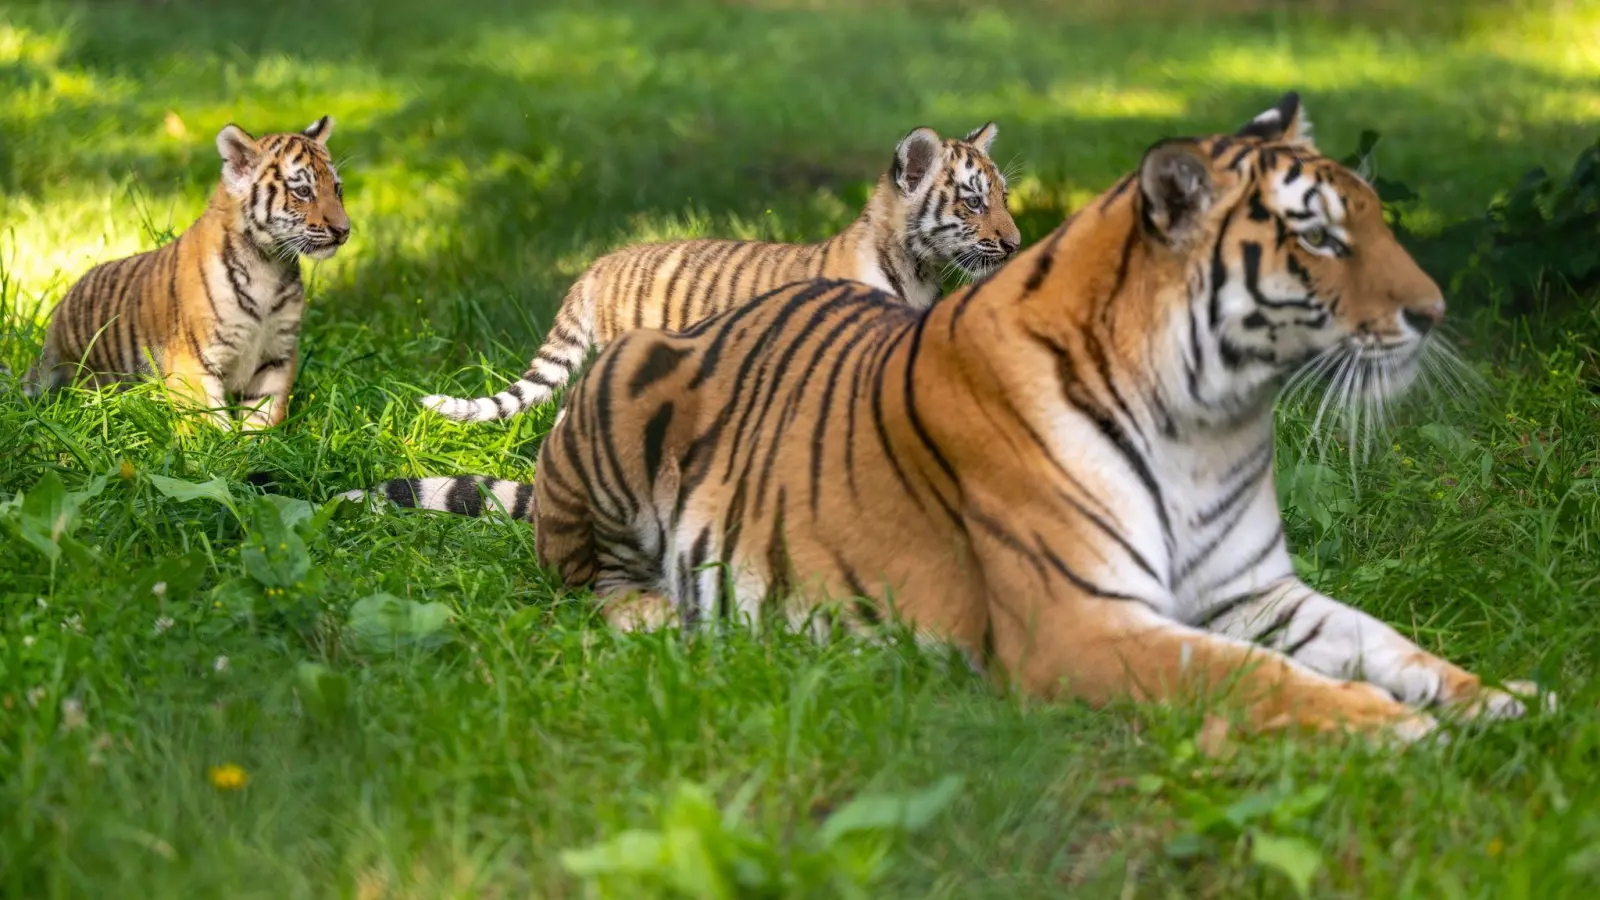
[
  {"left": 352, "top": 94, "right": 1550, "bottom": 739},
  {"left": 417, "top": 122, "right": 1021, "bottom": 423},
  {"left": 18, "top": 117, "right": 350, "bottom": 430}
]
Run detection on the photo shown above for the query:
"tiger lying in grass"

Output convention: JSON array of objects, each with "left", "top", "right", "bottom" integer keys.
[
  {"left": 418, "top": 122, "right": 1021, "bottom": 423},
  {"left": 16, "top": 117, "right": 350, "bottom": 430},
  {"left": 351, "top": 93, "right": 1551, "bottom": 740}
]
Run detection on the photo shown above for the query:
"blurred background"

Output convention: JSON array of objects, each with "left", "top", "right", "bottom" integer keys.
[{"left": 3, "top": 0, "right": 1596, "bottom": 361}]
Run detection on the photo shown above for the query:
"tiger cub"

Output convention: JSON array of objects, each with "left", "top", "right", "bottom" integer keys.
[
  {"left": 418, "top": 122, "right": 1021, "bottom": 423},
  {"left": 22, "top": 117, "right": 350, "bottom": 430}
]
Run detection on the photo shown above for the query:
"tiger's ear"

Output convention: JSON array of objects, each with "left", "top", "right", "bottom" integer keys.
[
  {"left": 215, "top": 124, "right": 260, "bottom": 196},
  {"left": 892, "top": 127, "right": 943, "bottom": 196},
  {"left": 1236, "top": 91, "right": 1317, "bottom": 150},
  {"left": 303, "top": 115, "right": 334, "bottom": 145},
  {"left": 1137, "top": 139, "right": 1215, "bottom": 245},
  {"left": 963, "top": 121, "right": 998, "bottom": 156}
]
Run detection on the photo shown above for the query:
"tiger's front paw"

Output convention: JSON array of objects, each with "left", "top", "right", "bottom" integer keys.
[{"left": 1446, "top": 679, "right": 1556, "bottom": 722}]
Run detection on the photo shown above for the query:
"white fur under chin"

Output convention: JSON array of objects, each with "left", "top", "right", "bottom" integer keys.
[{"left": 304, "top": 243, "right": 341, "bottom": 261}]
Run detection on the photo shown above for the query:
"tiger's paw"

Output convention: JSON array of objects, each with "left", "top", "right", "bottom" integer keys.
[{"left": 1455, "top": 680, "right": 1557, "bottom": 721}]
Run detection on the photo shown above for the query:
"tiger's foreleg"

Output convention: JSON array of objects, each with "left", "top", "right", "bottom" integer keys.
[
  {"left": 1197, "top": 578, "right": 1553, "bottom": 720},
  {"left": 963, "top": 494, "right": 1435, "bottom": 741},
  {"left": 240, "top": 350, "right": 298, "bottom": 431},
  {"left": 162, "top": 346, "right": 232, "bottom": 430}
]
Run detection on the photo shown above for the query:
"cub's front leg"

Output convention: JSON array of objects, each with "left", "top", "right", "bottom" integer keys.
[
  {"left": 1197, "top": 577, "right": 1553, "bottom": 720},
  {"left": 240, "top": 342, "right": 299, "bottom": 432}
]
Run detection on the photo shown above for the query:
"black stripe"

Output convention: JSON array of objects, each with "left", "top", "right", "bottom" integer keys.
[
  {"left": 448, "top": 477, "right": 485, "bottom": 517},
  {"left": 1284, "top": 615, "right": 1327, "bottom": 657},
  {"left": 1251, "top": 597, "right": 1307, "bottom": 645},
  {"left": 385, "top": 478, "right": 422, "bottom": 508},
  {"left": 807, "top": 304, "right": 881, "bottom": 516},
  {"left": 510, "top": 481, "right": 535, "bottom": 521},
  {"left": 628, "top": 342, "right": 691, "bottom": 398},
  {"left": 642, "top": 401, "right": 674, "bottom": 484}
]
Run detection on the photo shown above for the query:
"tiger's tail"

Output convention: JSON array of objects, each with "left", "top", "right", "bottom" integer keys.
[
  {"left": 419, "top": 276, "right": 595, "bottom": 424},
  {"left": 339, "top": 474, "right": 537, "bottom": 522}
]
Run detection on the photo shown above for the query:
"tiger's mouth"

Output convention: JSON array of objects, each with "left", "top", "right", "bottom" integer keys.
[{"left": 304, "top": 240, "right": 343, "bottom": 260}]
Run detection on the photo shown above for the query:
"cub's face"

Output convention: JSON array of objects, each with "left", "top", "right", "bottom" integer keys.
[
  {"left": 1136, "top": 93, "right": 1444, "bottom": 406},
  {"left": 893, "top": 122, "right": 1023, "bottom": 276},
  {"left": 216, "top": 116, "right": 351, "bottom": 260}
]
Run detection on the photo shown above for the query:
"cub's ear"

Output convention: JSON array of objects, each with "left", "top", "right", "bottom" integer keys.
[
  {"left": 892, "top": 127, "right": 943, "bottom": 196},
  {"left": 1236, "top": 91, "right": 1317, "bottom": 150},
  {"left": 963, "top": 121, "right": 998, "bottom": 156},
  {"left": 215, "top": 124, "right": 260, "bottom": 196},
  {"left": 1137, "top": 139, "right": 1214, "bottom": 245},
  {"left": 303, "top": 115, "right": 334, "bottom": 145}
]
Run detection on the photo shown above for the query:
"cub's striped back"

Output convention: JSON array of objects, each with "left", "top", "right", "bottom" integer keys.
[
  {"left": 418, "top": 122, "right": 1020, "bottom": 423},
  {"left": 24, "top": 117, "right": 350, "bottom": 430}
]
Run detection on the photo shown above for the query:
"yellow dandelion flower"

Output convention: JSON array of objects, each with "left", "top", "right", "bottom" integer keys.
[
  {"left": 1486, "top": 837, "right": 1504, "bottom": 857},
  {"left": 208, "top": 763, "right": 249, "bottom": 790},
  {"left": 119, "top": 459, "right": 136, "bottom": 480}
]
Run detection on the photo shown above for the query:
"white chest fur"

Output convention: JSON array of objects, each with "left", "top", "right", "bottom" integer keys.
[{"left": 198, "top": 244, "right": 303, "bottom": 392}]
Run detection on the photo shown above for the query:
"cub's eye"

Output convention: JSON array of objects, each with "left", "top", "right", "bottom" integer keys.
[
  {"left": 1299, "top": 225, "right": 1330, "bottom": 249},
  {"left": 291, "top": 185, "right": 314, "bottom": 201},
  {"left": 964, "top": 194, "right": 984, "bottom": 211},
  {"left": 334, "top": 182, "right": 344, "bottom": 201}
]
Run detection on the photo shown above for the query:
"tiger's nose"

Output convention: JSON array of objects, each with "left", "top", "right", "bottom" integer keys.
[
  {"left": 329, "top": 223, "right": 351, "bottom": 244},
  {"left": 1401, "top": 298, "right": 1445, "bottom": 334},
  {"left": 998, "top": 237, "right": 1019, "bottom": 255}
]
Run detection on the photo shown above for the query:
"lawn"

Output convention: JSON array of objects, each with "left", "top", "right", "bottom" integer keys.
[{"left": 3, "top": 0, "right": 1600, "bottom": 896}]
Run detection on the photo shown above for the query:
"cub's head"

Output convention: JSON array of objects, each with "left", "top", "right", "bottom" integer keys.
[
  {"left": 1132, "top": 92, "right": 1444, "bottom": 409},
  {"left": 891, "top": 122, "right": 1022, "bottom": 276},
  {"left": 216, "top": 116, "right": 351, "bottom": 260}
]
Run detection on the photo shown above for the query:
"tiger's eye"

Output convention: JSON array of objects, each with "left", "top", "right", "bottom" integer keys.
[{"left": 1300, "top": 225, "right": 1329, "bottom": 248}]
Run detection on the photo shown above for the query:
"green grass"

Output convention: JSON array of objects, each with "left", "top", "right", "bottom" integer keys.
[{"left": 3, "top": 0, "right": 1600, "bottom": 896}]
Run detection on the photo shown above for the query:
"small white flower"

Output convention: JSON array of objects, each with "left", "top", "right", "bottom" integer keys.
[
  {"left": 26, "top": 687, "right": 45, "bottom": 708},
  {"left": 213, "top": 655, "right": 229, "bottom": 674},
  {"left": 61, "top": 615, "right": 83, "bottom": 633},
  {"left": 151, "top": 581, "right": 168, "bottom": 598},
  {"left": 153, "top": 616, "right": 175, "bottom": 635},
  {"left": 35, "top": 597, "right": 47, "bottom": 610},
  {"left": 60, "top": 698, "right": 86, "bottom": 731},
  {"left": 22, "top": 636, "right": 35, "bottom": 648}
]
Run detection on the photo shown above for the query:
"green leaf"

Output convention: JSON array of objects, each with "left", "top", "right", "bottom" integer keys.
[
  {"left": 15, "top": 471, "right": 104, "bottom": 563},
  {"left": 295, "top": 662, "right": 350, "bottom": 720},
  {"left": 818, "top": 775, "right": 963, "bottom": 846},
  {"left": 345, "top": 592, "right": 455, "bottom": 653},
  {"left": 1251, "top": 833, "right": 1322, "bottom": 899},
  {"left": 264, "top": 494, "right": 315, "bottom": 530},
  {"left": 147, "top": 473, "right": 234, "bottom": 507},
  {"left": 241, "top": 497, "right": 310, "bottom": 588}
]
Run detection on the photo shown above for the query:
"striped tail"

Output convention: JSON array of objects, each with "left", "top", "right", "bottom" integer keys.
[
  {"left": 419, "top": 281, "right": 593, "bottom": 424},
  {"left": 339, "top": 475, "right": 537, "bottom": 522}
]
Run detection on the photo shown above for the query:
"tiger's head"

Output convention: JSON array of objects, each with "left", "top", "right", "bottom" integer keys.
[
  {"left": 216, "top": 116, "right": 351, "bottom": 260},
  {"left": 890, "top": 122, "right": 1022, "bottom": 276},
  {"left": 1127, "top": 92, "right": 1444, "bottom": 416}
]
